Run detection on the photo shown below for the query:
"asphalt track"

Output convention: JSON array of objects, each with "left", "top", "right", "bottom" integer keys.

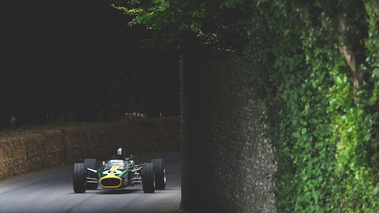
[{"left": 0, "top": 152, "right": 181, "bottom": 213}]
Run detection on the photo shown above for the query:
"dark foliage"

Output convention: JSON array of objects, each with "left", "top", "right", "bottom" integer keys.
[{"left": 0, "top": 0, "right": 179, "bottom": 129}]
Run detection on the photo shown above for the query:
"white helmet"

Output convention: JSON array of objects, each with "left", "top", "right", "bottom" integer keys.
[{"left": 115, "top": 148, "right": 126, "bottom": 159}]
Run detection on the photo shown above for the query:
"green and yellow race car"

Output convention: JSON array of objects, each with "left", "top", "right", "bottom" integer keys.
[{"left": 73, "top": 148, "right": 166, "bottom": 193}]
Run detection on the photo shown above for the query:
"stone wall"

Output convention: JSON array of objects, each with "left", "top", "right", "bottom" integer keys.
[
  {"left": 0, "top": 117, "right": 180, "bottom": 181},
  {"left": 180, "top": 47, "right": 276, "bottom": 212}
]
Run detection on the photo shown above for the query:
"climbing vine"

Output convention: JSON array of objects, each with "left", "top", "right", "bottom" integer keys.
[
  {"left": 114, "top": 0, "right": 379, "bottom": 211},
  {"left": 222, "top": 0, "right": 379, "bottom": 211}
]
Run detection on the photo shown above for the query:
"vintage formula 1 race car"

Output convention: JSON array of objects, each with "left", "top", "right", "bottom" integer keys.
[{"left": 73, "top": 148, "right": 166, "bottom": 193}]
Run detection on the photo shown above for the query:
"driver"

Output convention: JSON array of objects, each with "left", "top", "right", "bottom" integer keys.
[
  {"left": 114, "top": 148, "right": 127, "bottom": 160},
  {"left": 113, "top": 148, "right": 135, "bottom": 168}
]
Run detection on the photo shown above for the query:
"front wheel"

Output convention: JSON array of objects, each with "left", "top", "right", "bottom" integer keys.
[
  {"left": 151, "top": 159, "right": 166, "bottom": 190},
  {"left": 73, "top": 163, "right": 86, "bottom": 193},
  {"left": 142, "top": 163, "right": 155, "bottom": 193}
]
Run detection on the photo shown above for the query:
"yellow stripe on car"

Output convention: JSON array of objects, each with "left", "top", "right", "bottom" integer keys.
[
  {"left": 110, "top": 166, "right": 119, "bottom": 171},
  {"left": 99, "top": 166, "right": 123, "bottom": 188}
]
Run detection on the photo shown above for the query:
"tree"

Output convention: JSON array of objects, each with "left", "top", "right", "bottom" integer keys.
[{"left": 112, "top": 0, "right": 379, "bottom": 211}]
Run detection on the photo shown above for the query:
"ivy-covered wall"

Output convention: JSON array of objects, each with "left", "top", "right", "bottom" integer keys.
[
  {"left": 180, "top": 47, "right": 276, "bottom": 212},
  {"left": 110, "top": 0, "right": 379, "bottom": 211}
]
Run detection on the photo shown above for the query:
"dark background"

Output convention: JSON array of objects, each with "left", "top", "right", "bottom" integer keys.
[{"left": 0, "top": 0, "right": 180, "bottom": 130}]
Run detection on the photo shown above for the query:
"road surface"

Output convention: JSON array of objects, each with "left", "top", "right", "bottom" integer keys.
[{"left": 0, "top": 152, "right": 181, "bottom": 213}]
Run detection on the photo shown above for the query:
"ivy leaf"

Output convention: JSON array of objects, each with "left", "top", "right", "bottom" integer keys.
[{"left": 292, "top": 131, "right": 301, "bottom": 138}]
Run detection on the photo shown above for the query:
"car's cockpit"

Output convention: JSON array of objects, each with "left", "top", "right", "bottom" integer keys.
[{"left": 106, "top": 160, "right": 125, "bottom": 167}]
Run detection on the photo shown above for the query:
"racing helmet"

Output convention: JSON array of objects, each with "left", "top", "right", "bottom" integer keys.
[{"left": 115, "top": 148, "right": 126, "bottom": 159}]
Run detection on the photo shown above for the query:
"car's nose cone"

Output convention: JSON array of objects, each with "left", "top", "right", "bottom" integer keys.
[{"left": 100, "top": 176, "right": 122, "bottom": 188}]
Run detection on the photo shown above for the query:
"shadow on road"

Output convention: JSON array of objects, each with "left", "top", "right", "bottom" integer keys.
[{"left": 95, "top": 188, "right": 142, "bottom": 194}]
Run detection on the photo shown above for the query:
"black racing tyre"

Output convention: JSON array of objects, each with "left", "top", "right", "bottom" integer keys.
[
  {"left": 151, "top": 159, "right": 167, "bottom": 190},
  {"left": 73, "top": 163, "right": 86, "bottom": 193},
  {"left": 142, "top": 163, "right": 155, "bottom": 193},
  {"left": 84, "top": 158, "right": 98, "bottom": 190}
]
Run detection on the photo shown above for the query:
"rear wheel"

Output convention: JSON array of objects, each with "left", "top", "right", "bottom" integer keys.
[
  {"left": 73, "top": 163, "right": 86, "bottom": 193},
  {"left": 142, "top": 163, "right": 155, "bottom": 193},
  {"left": 84, "top": 158, "right": 98, "bottom": 190},
  {"left": 151, "top": 159, "right": 167, "bottom": 190}
]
